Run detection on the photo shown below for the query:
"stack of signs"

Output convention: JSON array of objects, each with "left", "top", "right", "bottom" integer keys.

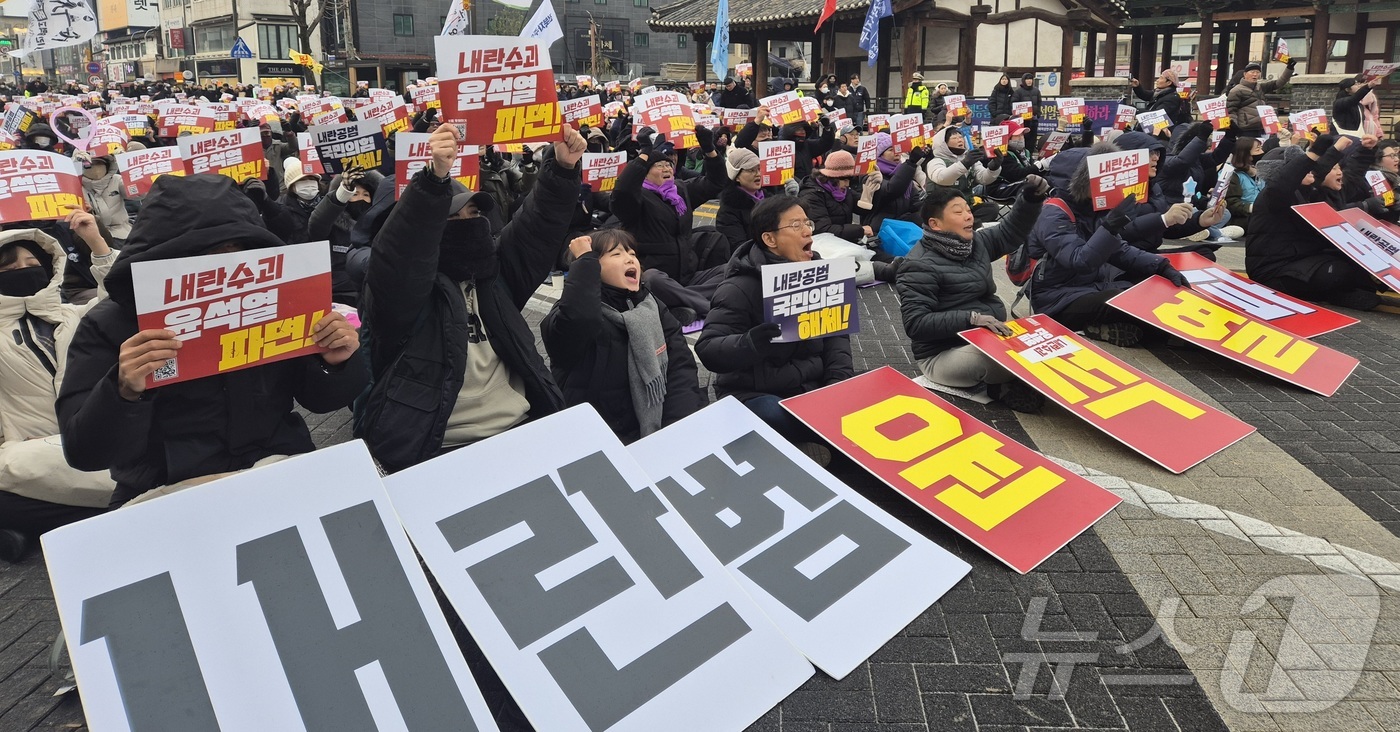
[
  {"left": 1361, "top": 62, "right": 1400, "bottom": 82},
  {"left": 1274, "top": 38, "right": 1290, "bottom": 63},
  {"left": 1012, "top": 100, "right": 1034, "bottom": 121},
  {"left": 1039, "top": 131, "right": 1070, "bottom": 158},
  {"left": 1162, "top": 251, "right": 1358, "bottom": 338},
  {"left": 1290, "top": 108, "right": 1328, "bottom": 140},
  {"left": 1367, "top": 170, "right": 1395, "bottom": 206},
  {"left": 393, "top": 132, "right": 481, "bottom": 198},
  {"left": 560, "top": 94, "right": 603, "bottom": 129},
  {"left": 761, "top": 258, "right": 858, "bottom": 342},
  {"left": 781, "top": 367, "right": 1122, "bottom": 573},
  {"left": 434, "top": 36, "right": 561, "bottom": 146},
  {"left": 1294, "top": 201, "right": 1400, "bottom": 294},
  {"left": 1137, "top": 109, "right": 1170, "bottom": 136},
  {"left": 117, "top": 147, "right": 184, "bottom": 197},
  {"left": 632, "top": 90, "right": 697, "bottom": 149},
  {"left": 758, "top": 91, "right": 805, "bottom": 127},
  {"left": 157, "top": 104, "right": 214, "bottom": 137},
  {"left": 1206, "top": 163, "right": 1235, "bottom": 210},
  {"left": 943, "top": 94, "right": 967, "bottom": 119},
  {"left": 856, "top": 135, "right": 879, "bottom": 174},
  {"left": 359, "top": 97, "right": 411, "bottom": 139},
  {"left": 0, "top": 151, "right": 84, "bottom": 221},
  {"left": 178, "top": 128, "right": 266, "bottom": 183},
  {"left": 86, "top": 118, "right": 129, "bottom": 156},
  {"left": 1085, "top": 148, "right": 1149, "bottom": 211},
  {"left": 310, "top": 120, "right": 389, "bottom": 175},
  {"left": 982, "top": 124, "right": 1009, "bottom": 156},
  {"left": 581, "top": 151, "right": 624, "bottom": 191},
  {"left": 1109, "top": 277, "right": 1358, "bottom": 397},
  {"left": 295, "top": 132, "right": 325, "bottom": 177},
  {"left": 867, "top": 113, "right": 891, "bottom": 131},
  {"left": 1197, "top": 95, "right": 1230, "bottom": 129},
  {"left": 890, "top": 114, "right": 923, "bottom": 154},
  {"left": 1113, "top": 104, "right": 1137, "bottom": 131},
  {"left": 1258, "top": 105, "right": 1281, "bottom": 135},
  {"left": 757, "top": 140, "right": 795, "bottom": 187},
  {"left": 130, "top": 241, "right": 331, "bottom": 387},
  {"left": 960, "top": 317, "right": 1255, "bottom": 473},
  {"left": 1056, "top": 97, "right": 1086, "bottom": 124}
]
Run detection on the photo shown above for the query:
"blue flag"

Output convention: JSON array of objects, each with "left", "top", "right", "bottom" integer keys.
[
  {"left": 712, "top": 0, "right": 730, "bottom": 82},
  {"left": 859, "top": 0, "right": 891, "bottom": 67}
]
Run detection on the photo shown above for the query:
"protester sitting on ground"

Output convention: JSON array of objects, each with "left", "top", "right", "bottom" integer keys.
[
  {"left": 309, "top": 166, "right": 381, "bottom": 305},
  {"left": 57, "top": 175, "right": 367, "bottom": 507},
  {"left": 1226, "top": 137, "right": 1267, "bottom": 234},
  {"left": 696, "top": 196, "right": 852, "bottom": 466},
  {"left": 354, "top": 125, "right": 584, "bottom": 473},
  {"left": 897, "top": 178, "right": 1050, "bottom": 413},
  {"left": 861, "top": 133, "right": 925, "bottom": 234},
  {"left": 924, "top": 126, "right": 1001, "bottom": 227},
  {"left": 1110, "top": 130, "right": 1224, "bottom": 253},
  {"left": 798, "top": 150, "right": 872, "bottom": 244},
  {"left": 1246, "top": 134, "right": 1385, "bottom": 311},
  {"left": 1342, "top": 136, "right": 1400, "bottom": 223},
  {"left": 1028, "top": 143, "right": 1190, "bottom": 347},
  {"left": 0, "top": 220, "right": 117, "bottom": 561},
  {"left": 541, "top": 231, "right": 706, "bottom": 443}
]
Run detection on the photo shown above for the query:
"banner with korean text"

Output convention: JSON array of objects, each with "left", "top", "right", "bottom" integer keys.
[
  {"left": 757, "top": 140, "right": 794, "bottom": 187},
  {"left": 1294, "top": 202, "right": 1400, "bottom": 294},
  {"left": 359, "top": 97, "right": 412, "bottom": 139},
  {"left": 560, "top": 94, "right": 603, "bottom": 129},
  {"left": 1162, "top": 252, "right": 1357, "bottom": 338},
  {"left": 310, "top": 120, "right": 389, "bottom": 175},
  {"left": 393, "top": 132, "right": 480, "bottom": 198},
  {"left": 178, "top": 128, "right": 266, "bottom": 183},
  {"left": 0, "top": 150, "right": 84, "bottom": 222},
  {"left": 435, "top": 36, "right": 561, "bottom": 146},
  {"left": 761, "top": 258, "right": 858, "bottom": 342},
  {"left": 581, "top": 151, "right": 624, "bottom": 191},
  {"left": 632, "top": 90, "right": 697, "bottom": 149},
  {"left": 156, "top": 104, "right": 214, "bottom": 137},
  {"left": 1086, "top": 148, "right": 1149, "bottom": 211},
  {"left": 116, "top": 146, "right": 184, "bottom": 198}
]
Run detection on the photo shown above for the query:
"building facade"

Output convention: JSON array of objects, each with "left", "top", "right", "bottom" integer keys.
[
  {"left": 475, "top": 0, "right": 691, "bottom": 78},
  {"left": 336, "top": 0, "right": 452, "bottom": 92},
  {"left": 155, "top": 0, "right": 321, "bottom": 87}
]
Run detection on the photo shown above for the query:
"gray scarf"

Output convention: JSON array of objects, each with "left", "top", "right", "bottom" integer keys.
[
  {"left": 600, "top": 294, "right": 669, "bottom": 436},
  {"left": 924, "top": 227, "right": 974, "bottom": 260}
]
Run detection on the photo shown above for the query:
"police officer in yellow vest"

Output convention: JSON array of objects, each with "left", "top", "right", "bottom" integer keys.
[{"left": 904, "top": 72, "right": 931, "bottom": 122}]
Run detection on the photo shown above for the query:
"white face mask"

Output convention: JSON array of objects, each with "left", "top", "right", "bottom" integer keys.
[{"left": 293, "top": 180, "right": 319, "bottom": 200}]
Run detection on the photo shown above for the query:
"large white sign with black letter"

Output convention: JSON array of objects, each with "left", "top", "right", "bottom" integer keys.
[
  {"left": 384, "top": 405, "right": 815, "bottom": 732},
  {"left": 43, "top": 442, "right": 498, "bottom": 732},
  {"left": 628, "top": 398, "right": 970, "bottom": 678}
]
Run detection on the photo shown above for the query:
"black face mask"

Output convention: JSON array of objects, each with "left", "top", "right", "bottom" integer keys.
[
  {"left": 1251, "top": 153, "right": 1265, "bottom": 164},
  {"left": 438, "top": 218, "right": 496, "bottom": 282},
  {"left": 346, "top": 201, "right": 371, "bottom": 220},
  {"left": 0, "top": 266, "right": 48, "bottom": 298}
]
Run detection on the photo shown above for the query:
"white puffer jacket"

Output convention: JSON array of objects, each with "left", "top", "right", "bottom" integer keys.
[{"left": 82, "top": 168, "right": 132, "bottom": 240}]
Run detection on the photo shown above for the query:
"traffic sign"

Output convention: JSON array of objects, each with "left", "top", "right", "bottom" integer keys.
[
  {"left": 231, "top": 37, "right": 253, "bottom": 59},
  {"left": 86, "top": 61, "right": 101, "bottom": 74},
  {"left": 88, "top": 74, "right": 103, "bottom": 86}
]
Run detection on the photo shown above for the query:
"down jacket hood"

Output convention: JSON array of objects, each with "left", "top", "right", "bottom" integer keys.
[
  {"left": 931, "top": 127, "right": 966, "bottom": 162},
  {"left": 104, "top": 173, "right": 285, "bottom": 308},
  {"left": 1044, "top": 146, "right": 1091, "bottom": 200},
  {"left": 1114, "top": 131, "right": 1166, "bottom": 157},
  {"left": 0, "top": 229, "right": 66, "bottom": 316}
]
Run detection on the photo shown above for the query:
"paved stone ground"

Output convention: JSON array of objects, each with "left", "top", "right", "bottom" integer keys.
[{"left": 5, "top": 240, "right": 1400, "bottom": 731}]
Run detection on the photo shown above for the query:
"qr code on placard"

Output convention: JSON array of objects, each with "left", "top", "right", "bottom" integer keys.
[{"left": 152, "top": 358, "right": 178, "bottom": 382}]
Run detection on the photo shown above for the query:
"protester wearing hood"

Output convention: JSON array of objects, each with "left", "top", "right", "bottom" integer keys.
[
  {"left": 777, "top": 118, "right": 836, "bottom": 183},
  {"left": 1130, "top": 69, "right": 1191, "bottom": 127},
  {"left": 1110, "top": 129, "right": 1223, "bottom": 251},
  {"left": 355, "top": 125, "right": 583, "bottom": 473},
  {"left": 1026, "top": 143, "right": 1190, "bottom": 347},
  {"left": 1247, "top": 135, "right": 1384, "bottom": 310},
  {"left": 1334, "top": 76, "right": 1383, "bottom": 138},
  {"left": 309, "top": 166, "right": 382, "bottom": 305},
  {"left": 78, "top": 152, "right": 136, "bottom": 244},
  {"left": 57, "top": 175, "right": 366, "bottom": 506},
  {"left": 21, "top": 123, "right": 57, "bottom": 153},
  {"left": 989, "top": 74, "right": 1015, "bottom": 122},
  {"left": 797, "top": 150, "right": 871, "bottom": 244},
  {"left": 898, "top": 178, "right": 1049, "bottom": 412},
  {"left": 1011, "top": 73, "right": 1043, "bottom": 152},
  {"left": 0, "top": 223, "right": 117, "bottom": 560},
  {"left": 1227, "top": 60, "right": 1295, "bottom": 135},
  {"left": 542, "top": 230, "right": 705, "bottom": 443},
  {"left": 696, "top": 195, "right": 852, "bottom": 466},
  {"left": 925, "top": 126, "right": 1001, "bottom": 226}
]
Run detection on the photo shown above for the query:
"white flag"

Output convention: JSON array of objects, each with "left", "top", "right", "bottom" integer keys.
[
  {"left": 440, "top": 0, "right": 469, "bottom": 35},
  {"left": 520, "top": 0, "right": 564, "bottom": 46},
  {"left": 497, "top": 0, "right": 534, "bottom": 8},
  {"left": 10, "top": 0, "right": 98, "bottom": 58}
]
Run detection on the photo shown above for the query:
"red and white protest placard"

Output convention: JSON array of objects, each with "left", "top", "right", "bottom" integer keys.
[
  {"left": 435, "top": 36, "right": 561, "bottom": 146},
  {"left": 1290, "top": 108, "right": 1328, "bottom": 139},
  {"left": 719, "top": 107, "right": 754, "bottom": 128},
  {"left": 1137, "top": 109, "right": 1170, "bottom": 136},
  {"left": 758, "top": 91, "right": 804, "bottom": 127},
  {"left": 604, "top": 100, "right": 626, "bottom": 119},
  {"left": 368, "top": 87, "right": 396, "bottom": 101},
  {"left": 604, "top": 80, "right": 621, "bottom": 94},
  {"left": 1197, "top": 95, "right": 1230, "bottom": 130},
  {"left": 302, "top": 98, "right": 348, "bottom": 126},
  {"left": 632, "top": 90, "right": 697, "bottom": 149},
  {"left": 1274, "top": 38, "right": 1290, "bottom": 63},
  {"left": 857, "top": 134, "right": 878, "bottom": 174},
  {"left": 781, "top": 366, "right": 1122, "bottom": 573},
  {"left": 86, "top": 118, "right": 129, "bottom": 157},
  {"left": 1114, "top": 104, "right": 1137, "bottom": 131},
  {"left": 359, "top": 96, "right": 412, "bottom": 139},
  {"left": 1056, "top": 97, "right": 1086, "bottom": 125},
  {"left": 890, "top": 113, "right": 922, "bottom": 155},
  {"left": 575, "top": 74, "right": 594, "bottom": 89},
  {"left": 1360, "top": 63, "right": 1400, "bottom": 83},
  {"left": 1012, "top": 100, "right": 1034, "bottom": 120},
  {"left": 0, "top": 150, "right": 85, "bottom": 222},
  {"left": 757, "top": 140, "right": 794, "bottom": 187},
  {"left": 1294, "top": 202, "right": 1400, "bottom": 294},
  {"left": 393, "top": 132, "right": 480, "bottom": 198},
  {"left": 206, "top": 103, "right": 238, "bottom": 132},
  {"left": 943, "top": 94, "right": 967, "bottom": 119},
  {"left": 130, "top": 241, "right": 332, "bottom": 388},
  {"left": 178, "top": 128, "right": 266, "bottom": 183},
  {"left": 560, "top": 94, "right": 603, "bottom": 129},
  {"left": 1039, "top": 131, "right": 1070, "bottom": 158},
  {"left": 407, "top": 83, "right": 438, "bottom": 114},
  {"left": 1367, "top": 170, "right": 1394, "bottom": 206},
  {"left": 244, "top": 103, "right": 280, "bottom": 126},
  {"left": 295, "top": 132, "right": 325, "bottom": 177},
  {"left": 581, "top": 151, "right": 624, "bottom": 191},
  {"left": 867, "top": 113, "right": 891, "bottom": 131},
  {"left": 982, "top": 124, "right": 1009, "bottom": 155},
  {"left": 1109, "top": 276, "right": 1358, "bottom": 397},
  {"left": 1085, "top": 148, "right": 1149, "bottom": 211},
  {"left": 117, "top": 146, "right": 185, "bottom": 198},
  {"left": 1162, "top": 252, "right": 1357, "bottom": 337},
  {"left": 1257, "top": 106, "right": 1280, "bottom": 135},
  {"left": 962, "top": 316, "right": 1254, "bottom": 473},
  {"left": 157, "top": 104, "right": 215, "bottom": 137},
  {"left": 799, "top": 96, "right": 822, "bottom": 124}
]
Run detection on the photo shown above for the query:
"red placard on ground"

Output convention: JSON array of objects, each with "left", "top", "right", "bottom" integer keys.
[
  {"left": 961, "top": 315, "right": 1255, "bottom": 473},
  {"left": 130, "top": 241, "right": 332, "bottom": 388},
  {"left": 1109, "top": 276, "right": 1359, "bottom": 397},
  {"left": 781, "top": 366, "right": 1122, "bottom": 573},
  {"left": 1294, "top": 202, "right": 1400, "bottom": 294},
  {"left": 178, "top": 128, "right": 266, "bottom": 183},
  {"left": 393, "top": 132, "right": 480, "bottom": 198},
  {"left": 1162, "top": 252, "right": 1358, "bottom": 337},
  {"left": 116, "top": 146, "right": 185, "bottom": 198},
  {"left": 0, "top": 150, "right": 84, "bottom": 222},
  {"left": 758, "top": 140, "right": 794, "bottom": 187},
  {"left": 581, "top": 151, "right": 624, "bottom": 191},
  {"left": 434, "top": 36, "right": 561, "bottom": 146}
]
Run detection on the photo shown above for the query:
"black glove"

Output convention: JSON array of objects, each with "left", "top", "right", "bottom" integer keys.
[
  {"left": 423, "top": 107, "right": 438, "bottom": 123},
  {"left": 908, "top": 146, "right": 929, "bottom": 166},
  {"left": 959, "top": 148, "right": 985, "bottom": 168},
  {"left": 1156, "top": 260, "right": 1188, "bottom": 287},
  {"left": 1102, "top": 193, "right": 1139, "bottom": 235},
  {"left": 1187, "top": 121, "right": 1214, "bottom": 141},
  {"left": 1286, "top": 58, "right": 1297, "bottom": 70},
  {"left": 1308, "top": 134, "right": 1338, "bottom": 156},
  {"left": 985, "top": 150, "right": 1003, "bottom": 171},
  {"left": 240, "top": 178, "right": 267, "bottom": 204},
  {"left": 1021, "top": 173, "right": 1050, "bottom": 201},
  {"left": 694, "top": 125, "right": 715, "bottom": 154},
  {"left": 1082, "top": 118, "right": 1094, "bottom": 133},
  {"left": 745, "top": 322, "right": 783, "bottom": 358},
  {"left": 636, "top": 126, "right": 655, "bottom": 148},
  {"left": 645, "top": 140, "right": 676, "bottom": 163}
]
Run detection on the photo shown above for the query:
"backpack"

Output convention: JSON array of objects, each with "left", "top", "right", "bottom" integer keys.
[{"left": 1005, "top": 197, "right": 1072, "bottom": 285}]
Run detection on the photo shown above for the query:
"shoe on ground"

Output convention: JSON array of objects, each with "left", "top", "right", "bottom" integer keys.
[
  {"left": 1328, "top": 289, "right": 1381, "bottom": 311},
  {"left": 797, "top": 441, "right": 833, "bottom": 468},
  {"left": 669, "top": 306, "right": 698, "bottom": 326},
  {"left": 873, "top": 258, "right": 902, "bottom": 283},
  {"left": 1185, "top": 228, "right": 1211, "bottom": 242},
  {"left": 988, "top": 381, "right": 1045, "bottom": 413},
  {"left": 1221, "top": 225, "right": 1245, "bottom": 240},
  {"left": 0, "top": 530, "right": 30, "bottom": 563},
  {"left": 1083, "top": 322, "right": 1145, "bottom": 348}
]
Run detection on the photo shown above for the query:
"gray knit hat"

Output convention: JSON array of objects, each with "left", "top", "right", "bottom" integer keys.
[
  {"left": 726, "top": 147, "right": 759, "bottom": 179},
  {"left": 1255, "top": 145, "right": 1305, "bottom": 185}
]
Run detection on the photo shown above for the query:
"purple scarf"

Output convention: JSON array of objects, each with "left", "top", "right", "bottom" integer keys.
[
  {"left": 818, "top": 177, "right": 848, "bottom": 202},
  {"left": 875, "top": 156, "right": 912, "bottom": 199},
  {"left": 744, "top": 187, "right": 765, "bottom": 202},
  {"left": 643, "top": 179, "right": 688, "bottom": 216}
]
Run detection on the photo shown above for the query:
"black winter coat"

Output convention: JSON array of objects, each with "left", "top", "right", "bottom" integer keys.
[
  {"left": 56, "top": 174, "right": 369, "bottom": 505},
  {"left": 1011, "top": 83, "right": 1042, "bottom": 115},
  {"left": 1132, "top": 84, "right": 1191, "bottom": 127},
  {"left": 612, "top": 153, "right": 728, "bottom": 282},
  {"left": 1245, "top": 146, "right": 1350, "bottom": 286},
  {"left": 715, "top": 183, "right": 768, "bottom": 249},
  {"left": 797, "top": 176, "right": 863, "bottom": 243},
  {"left": 697, "top": 241, "right": 853, "bottom": 401},
  {"left": 989, "top": 83, "right": 1015, "bottom": 121},
  {"left": 864, "top": 159, "right": 920, "bottom": 232},
  {"left": 355, "top": 162, "right": 575, "bottom": 473},
  {"left": 540, "top": 253, "right": 706, "bottom": 442},
  {"left": 898, "top": 194, "right": 1043, "bottom": 360}
]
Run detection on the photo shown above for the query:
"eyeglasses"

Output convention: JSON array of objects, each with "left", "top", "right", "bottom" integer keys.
[
  {"left": 1382, "top": 153, "right": 1400, "bottom": 159},
  {"left": 774, "top": 219, "right": 817, "bottom": 233}
]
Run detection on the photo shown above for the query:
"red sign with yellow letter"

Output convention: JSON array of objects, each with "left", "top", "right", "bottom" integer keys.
[
  {"left": 1109, "top": 276, "right": 1358, "bottom": 397},
  {"left": 961, "top": 315, "right": 1254, "bottom": 473},
  {"left": 434, "top": 36, "right": 561, "bottom": 147},
  {"left": 781, "top": 367, "right": 1122, "bottom": 573},
  {"left": 1161, "top": 252, "right": 1357, "bottom": 338}
]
